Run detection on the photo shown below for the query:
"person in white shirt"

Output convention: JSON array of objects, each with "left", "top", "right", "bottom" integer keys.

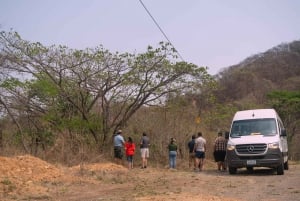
[{"left": 193, "top": 132, "right": 206, "bottom": 171}]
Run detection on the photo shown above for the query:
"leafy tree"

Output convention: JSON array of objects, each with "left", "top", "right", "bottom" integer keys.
[
  {"left": 267, "top": 90, "right": 300, "bottom": 143},
  {"left": 0, "top": 31, "right": 210, "bottom": 151}
]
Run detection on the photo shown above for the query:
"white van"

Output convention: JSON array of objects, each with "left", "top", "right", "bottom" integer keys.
[{"left": 226, "top": 109, "right": 288, "bottom": 175}]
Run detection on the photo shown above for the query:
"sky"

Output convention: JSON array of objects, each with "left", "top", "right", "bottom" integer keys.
[{"left": 0, "top": 0, "right": 300, "bottom": 75}]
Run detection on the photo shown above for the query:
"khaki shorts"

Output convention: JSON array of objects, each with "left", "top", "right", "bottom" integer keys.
[{"left": 140, "top": 148, "right": 149, "bottom": 158}]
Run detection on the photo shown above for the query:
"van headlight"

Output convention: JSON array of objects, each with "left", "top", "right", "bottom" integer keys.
[
  {"left": 227, "top": 144, "right": 235, "bottom": 151},
  {"left": 268, "top": 142, "right": 279, "bottom": 149}
]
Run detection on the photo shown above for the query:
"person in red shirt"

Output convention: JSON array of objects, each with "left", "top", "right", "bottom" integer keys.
[{"left": 125, "top": 137, "right": 135, "bottom": 169}]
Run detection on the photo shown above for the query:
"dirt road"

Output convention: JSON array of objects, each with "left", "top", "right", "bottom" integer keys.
[
  {"left": 1, "top": 156, "right": 299, "bottom": 201},
  {"left": 54, "top": 163, "right": 300, "bottom": 201}
]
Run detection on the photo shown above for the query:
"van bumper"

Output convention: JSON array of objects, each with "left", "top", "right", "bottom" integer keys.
[{"left": 226, "top": 148, "right": 283, "bottom": 168}]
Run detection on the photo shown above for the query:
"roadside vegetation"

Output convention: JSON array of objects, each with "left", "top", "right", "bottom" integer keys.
[{"left": 0, "top": 30, "right": 299, "bottom": 165}]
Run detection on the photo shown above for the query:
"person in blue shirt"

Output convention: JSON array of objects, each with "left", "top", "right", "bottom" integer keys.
[{"left": 113, "top": 130, "right": 125, "bottom": 164}]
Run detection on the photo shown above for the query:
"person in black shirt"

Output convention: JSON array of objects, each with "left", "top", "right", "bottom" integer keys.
[{"left": 187, "top": 135, "right": 196, "bottom": 169}]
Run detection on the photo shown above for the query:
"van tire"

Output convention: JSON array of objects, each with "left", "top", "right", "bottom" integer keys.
[
  {"left": 277, "top": 163, "right": 284, "bottom": 175},
  {"left": 229, "top": 167, "right": 237, "bottom": 174},
  {"left": 284, "top": 161, "right": 289, "bottom": 170}
]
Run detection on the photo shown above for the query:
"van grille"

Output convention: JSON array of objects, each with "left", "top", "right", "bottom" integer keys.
[{"left": 236, "top": 144, "right": 267, "bottom": 155}]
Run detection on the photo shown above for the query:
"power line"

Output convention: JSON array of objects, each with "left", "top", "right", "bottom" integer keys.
[{"left": 138, "top": 0, "right": 184, "bottom": 61}]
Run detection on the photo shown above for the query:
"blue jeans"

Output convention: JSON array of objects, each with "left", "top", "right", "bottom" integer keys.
[{"left": 169, "top": 151, "right": 177, "bottom": 168}]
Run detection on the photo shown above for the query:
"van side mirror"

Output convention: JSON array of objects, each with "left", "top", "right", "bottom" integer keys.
[{"left": 281, "top": 129, "right": 287, "bottom": 137}]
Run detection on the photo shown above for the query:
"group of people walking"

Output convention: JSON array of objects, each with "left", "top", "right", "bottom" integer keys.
[
  {"left": 188, "top": 131, "right": 228, "bottom": 172},
  {"left": 113, "top": 130, "right": 150, "bottom": 169},
  {"left": 113, "top": 129, "right": 228, "bottom": 171},
  {"left": 188, "top": 132, "right": 207, "bottom": 171}
]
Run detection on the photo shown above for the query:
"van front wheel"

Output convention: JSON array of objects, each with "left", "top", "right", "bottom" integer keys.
[
  {"left": 229, "top": 166, "right": 237, "bottom": 174},
  {"left": 277, "top": 163, "right": 284, "bottom": 175},
  {"left": 284, "top": 160, "right": 289, "bottom": 170}
]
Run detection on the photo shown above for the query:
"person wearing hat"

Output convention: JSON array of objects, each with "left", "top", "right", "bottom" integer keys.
[
  {"left": 168, "top": 137, "right": 178, "bottom": 169},
  {"left": 113, "top": 129, "right": 125, "bottom": 165}
]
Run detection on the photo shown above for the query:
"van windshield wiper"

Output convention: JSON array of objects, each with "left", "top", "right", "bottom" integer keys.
[
  {"left": 230, "top": 135, "right": 241, "bottom": 138},
  {"left": 264, "top": 134, "right": 276, "bottom": 137}
]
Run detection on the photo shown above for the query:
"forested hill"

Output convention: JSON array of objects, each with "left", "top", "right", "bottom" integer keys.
[{"left": 215, "top": 40, "right": 300, "bottom": 103}]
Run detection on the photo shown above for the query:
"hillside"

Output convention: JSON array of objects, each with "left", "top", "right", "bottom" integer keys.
[
  {"left": 217, "top": 40, "right": 300, "bottom": 102},
  {"left": 237, "top": 40, "right": 300, "bottom": 90},
  {"left": 213, "top": 40, "right": 300, "bottom": 160}
]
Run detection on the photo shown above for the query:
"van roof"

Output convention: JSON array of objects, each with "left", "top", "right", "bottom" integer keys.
[{"left": 233, "top": 109, "right": 277, "bottom": 121}]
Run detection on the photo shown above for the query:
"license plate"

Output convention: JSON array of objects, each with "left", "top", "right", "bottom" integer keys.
[{"left": 247, "top": 160, "right": 256, "bottom": 165}]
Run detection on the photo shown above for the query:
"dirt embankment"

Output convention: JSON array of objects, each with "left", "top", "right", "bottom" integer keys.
[{"left": 0, "top": 155, "right": 299, "bottom": 201}]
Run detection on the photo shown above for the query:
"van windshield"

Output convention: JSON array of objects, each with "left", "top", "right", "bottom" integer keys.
[{"left": 230, "top": 118, "right": 277, "bottom": 137}]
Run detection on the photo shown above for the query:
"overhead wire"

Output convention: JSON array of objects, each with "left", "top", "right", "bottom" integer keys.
[{"left": 138, "top": 0, "right": 185, "bottom": 61}]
